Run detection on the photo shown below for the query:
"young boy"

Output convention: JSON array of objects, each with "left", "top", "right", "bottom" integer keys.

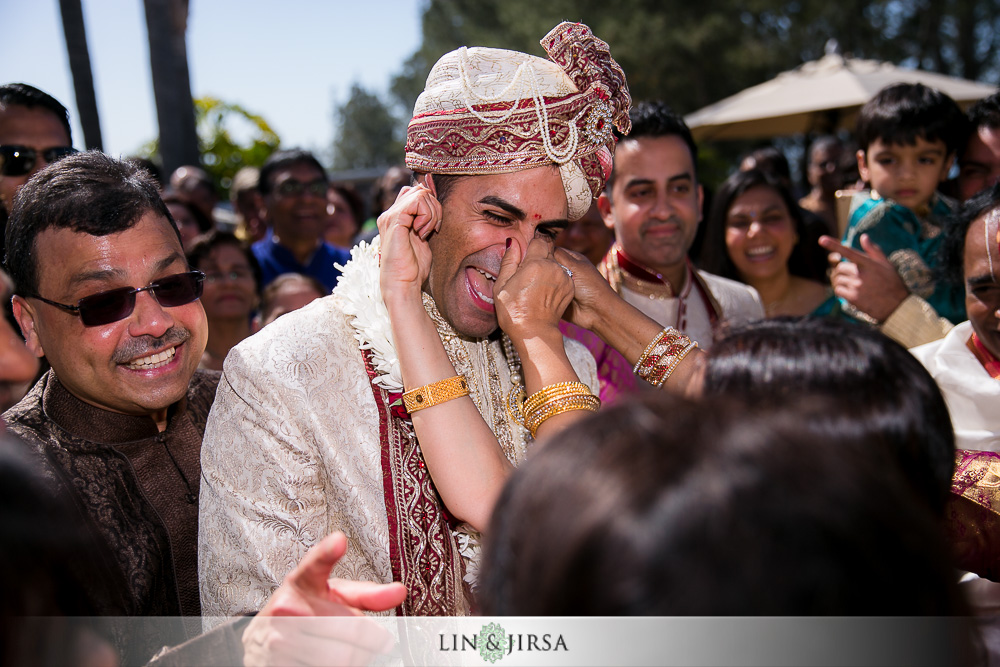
[{"left": 842, "top": 82, "right": 969, "bottom": 325}]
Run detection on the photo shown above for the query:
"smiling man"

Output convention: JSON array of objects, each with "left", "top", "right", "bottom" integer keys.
[
  {"left": 251, "top": 148, "right": 351, "bottom": 291},
  {"left": 1, "top": 151, "right": 212, "bottom": 659},
  {"left": 598, "top": 101, "right": 763, "bottom": 349},
  {"left": 199, "top": 21, "right": 630, "bottom": 618}
]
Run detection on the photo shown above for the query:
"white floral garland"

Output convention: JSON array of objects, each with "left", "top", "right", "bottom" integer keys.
[
  {"left": 333, "top": 236, "right": 483, "bottom": 588},
  {"left": 332, "top": 237, "right": 404, "bottom": 393}
]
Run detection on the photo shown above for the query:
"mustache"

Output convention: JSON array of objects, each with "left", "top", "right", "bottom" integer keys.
[{"left": 112, "top": 327, "right": 191, "bottom": 364}]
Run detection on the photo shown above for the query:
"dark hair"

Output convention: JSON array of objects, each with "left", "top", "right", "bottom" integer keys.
[
  {"left": 0, "top": 83, "right": 73, "bottom": 144},
  {"left": 740, "top": 146, "right": 791, "bottom": 184},
  {"left": 185, "top": 230, "right": 262, "bottom": 292},
  {"left": 162, "top": 190, "right": 213, "bottom": 233},
  {"left": 939, "top": 183, "right": 1000, "bottom": 289},
  {"left": 856, "top": 83, "right": 968, "bottom": 156},
  {"left": 372, "top": 164, "right": 412, "bottom": 214},
  {"left": 699, "top": 169, "right": 815, "bottom": 281},
  {"left": 480, "top": 392, "right": 964, "bottom": 616},
  {"left": 4, "top": 151, "right": 176, "bottom": 296},
  {"left": 703, "top": 317, "right": 955, "bottom": 515},
  {"left": 329, "top": 182, "right": 366, "bottom": 227},
  {"left": 967, "top": 92, "right": 1000, "bottom": 131},
  {"left": 960, "top": 92, "right": 1000, "bottom": 163},
  {"left": 258, "top": 149, "right": 327, "bottom": 196},
  {"left": 128, "top": 156, "right": 164, "bottom": 189},
  {"left": 808, "top": 135, "right": 844, "bottom": 163},
  {"left": 607, "top": 101, "right": 698, "bottom": 192}
]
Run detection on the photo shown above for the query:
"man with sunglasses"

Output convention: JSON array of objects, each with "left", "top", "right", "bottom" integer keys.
[
  {"left": 0, "top": 84, "right": 76, "bottom": 258},
  {"left": 2, "top": 150, "right": 405, "bottom": 664},
  {"left": 1, "top": 149, "right": 213, "bottom": 658},
  {"left": 251, "top": 148, "right": 351, "bottom": 291}
]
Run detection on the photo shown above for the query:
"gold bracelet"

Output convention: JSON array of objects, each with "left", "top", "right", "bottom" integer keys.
[
  {"left": 402, "top": 375, "right": 470, "bottom": 413},
  {"left": 523, "top": 381, "right": 592, "bottom": 416},
  {"left": 524, "top": 393, "right": 601, "bottom": 438}
]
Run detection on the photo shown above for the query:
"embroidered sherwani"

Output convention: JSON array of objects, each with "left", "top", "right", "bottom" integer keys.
[{"left": 198, "top": 292, "right": 598, "bottom": 621}]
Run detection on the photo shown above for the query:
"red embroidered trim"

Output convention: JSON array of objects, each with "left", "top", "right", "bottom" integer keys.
[{"left": 362, "top": 349, "right": 466, "bottom": 616}]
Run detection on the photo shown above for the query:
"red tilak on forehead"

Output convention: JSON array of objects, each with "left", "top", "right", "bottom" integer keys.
[{"left": 533, "top": 213, "right": 541, "bottom": 220}]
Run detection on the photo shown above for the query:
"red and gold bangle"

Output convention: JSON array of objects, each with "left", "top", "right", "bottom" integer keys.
[{"left": 633, "top": 328, "right": 697, "bottom": 388}]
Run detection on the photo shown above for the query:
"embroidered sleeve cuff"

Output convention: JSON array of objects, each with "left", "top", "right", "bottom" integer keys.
[{"left": 880, "top": 295, "right": 954, "bottom": 349}]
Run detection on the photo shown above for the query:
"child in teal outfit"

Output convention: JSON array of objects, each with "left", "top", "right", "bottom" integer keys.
[{"left": 842, "top": 82, "right": 968, "bottom": 324}]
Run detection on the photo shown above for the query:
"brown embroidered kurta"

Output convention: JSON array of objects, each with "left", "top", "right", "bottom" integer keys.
[{"left": 2, "top": 368, "right": 219, "bottom": 662}]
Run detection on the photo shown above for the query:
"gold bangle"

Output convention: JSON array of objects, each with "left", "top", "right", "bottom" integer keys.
[
  {"left": 524, "top": 393, "right": 601, "bottom": 438},
  {"left": 402, "top": 375, "right": 470, "bottom": 413},
  {"left": 523, "top": 381, "right": 592, "bottom": 416}
]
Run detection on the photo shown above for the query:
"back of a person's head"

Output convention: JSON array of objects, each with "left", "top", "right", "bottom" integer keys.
[
  {"left": 856, "top": 82, "right": 967, "bottom": 155},
  {"left": 4, "top": 151, "right": 173, "bottom": 297},
  {"left": 479, "top": 392, "right": 963, "bottom": 616},
  {"left": 0, "top": 83, "right": 72, "bottom": 144},
  {"left": 702, "top": 317, "right": 955, "bottom": 515},
  {"left": 258, "top": 149, "right": 326, "bottom": 197}
]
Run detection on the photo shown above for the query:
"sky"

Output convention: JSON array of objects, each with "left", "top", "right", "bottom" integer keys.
[{"left": 1, "top": 0, "right": 424, "bottom": 161}]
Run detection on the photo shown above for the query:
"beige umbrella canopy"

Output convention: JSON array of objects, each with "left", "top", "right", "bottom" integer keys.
[{"left": 684, "top": 54, "right": 997, "bottom": 142}]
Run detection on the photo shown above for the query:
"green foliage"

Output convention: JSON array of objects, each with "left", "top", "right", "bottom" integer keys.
[
  {"left": 382, "top": 0, "right": 1000, "bottom": 189},
  {"left": 196, "top": 97, "right": 280, "bottom": 194},
  {"left": 391, "top": 0, "right": 1000, "bottom": 118},
  {"left": 330, "top": 84, "right": 405, "bottom": 171},
  {"left": 135, "top": 97, "right": 280, "bottom": 197}
]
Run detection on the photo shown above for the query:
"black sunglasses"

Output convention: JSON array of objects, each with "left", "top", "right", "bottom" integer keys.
[
  {"left": 26, "top": 271, "right": 205, "bottom": 327},
  {"left": 0, "top": 144, "right": 78, "bottom": 177}
]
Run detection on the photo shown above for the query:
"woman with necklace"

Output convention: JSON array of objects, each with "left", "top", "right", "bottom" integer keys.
[{"left": 700, "top": 169, "right": 836, "bottom": 318}]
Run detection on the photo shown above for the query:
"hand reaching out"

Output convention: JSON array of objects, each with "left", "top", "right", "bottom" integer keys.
[{"left": 242, "top": 532, "right": 406, "bottom": 667}]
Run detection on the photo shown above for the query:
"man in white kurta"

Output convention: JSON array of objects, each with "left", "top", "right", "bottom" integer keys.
[
  {"left": 199, "top": 21, "right": 630, "bottom": 619},
  {"left": 597, "top": 102, "right": 763, "bottom": 349}
]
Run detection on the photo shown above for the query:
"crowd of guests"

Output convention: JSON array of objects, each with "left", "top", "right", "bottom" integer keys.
[{"left": 1, "top": 17, "right": 1000, "bottom": 665}]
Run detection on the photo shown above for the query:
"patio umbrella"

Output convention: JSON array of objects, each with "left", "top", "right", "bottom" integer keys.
[{"left": 684, "top": 53, "right": 997, "bottom": 142}]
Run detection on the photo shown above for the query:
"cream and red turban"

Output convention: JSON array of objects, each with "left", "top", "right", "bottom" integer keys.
[{"left": 405, "top": 22, "right": 631, "bottom": 220}]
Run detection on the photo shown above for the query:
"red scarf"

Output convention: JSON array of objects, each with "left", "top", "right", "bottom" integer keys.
[{"left": 969, "top": 332, "right": 1000, "bottom": 380}]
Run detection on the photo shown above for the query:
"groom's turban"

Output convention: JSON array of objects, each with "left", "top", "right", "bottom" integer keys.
[{"left": 405, "top": 22, "right": 632, "bottom": 220}]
